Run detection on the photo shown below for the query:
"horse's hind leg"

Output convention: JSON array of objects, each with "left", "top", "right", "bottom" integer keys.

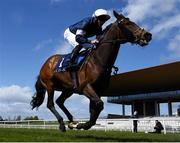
[
  {"left": 47, "top": 87, "right": 66, "bottom": 132},
  {"left": 56, "top": 91, "right": 74, "bottom": 126},
  {"left": 77, "top": 84, "right": 104, "bottom": 130}
]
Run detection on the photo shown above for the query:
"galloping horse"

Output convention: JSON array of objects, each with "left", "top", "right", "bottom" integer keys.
[{"left": 31, "top": 11, "right": 152, "bottom": 132}]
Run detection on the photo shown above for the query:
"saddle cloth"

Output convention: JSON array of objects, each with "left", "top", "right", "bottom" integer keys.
[{"left": 56, "top": 49, "right": 91, "bottom": 72}]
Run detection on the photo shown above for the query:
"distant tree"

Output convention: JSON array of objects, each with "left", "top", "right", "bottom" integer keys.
[
  {"left": 24, "top": 116, "right": 39, "bottom": 120},
  {"left": 0, "top": 116, "right": 3, "bottom": 121},
  {"left": 16, "top": 115, "right": 21, "bottom": 121},
  {"left": 33, "top": 116, "right": 39, "bottom": 120}
]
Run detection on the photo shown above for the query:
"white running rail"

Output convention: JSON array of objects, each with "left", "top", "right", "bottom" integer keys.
[{"left": 0, "top": 118, "right": 180, "bottom": 134}]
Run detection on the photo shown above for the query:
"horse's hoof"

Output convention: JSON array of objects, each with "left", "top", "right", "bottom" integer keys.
[
  {"left": 59, "top": 124, "right": 66, "bottom": 132},
  {"left": 83, "top": 125, "right": 91, "bottom": 130},
  {"left": 68, "top": 122, "right": 77, "bottom": 129},
  {"left": 76, "top": 123, "right": 91, "bottom": 130},
  {"left": 76, "top": 123, "right": 83, "bottom": 130}
]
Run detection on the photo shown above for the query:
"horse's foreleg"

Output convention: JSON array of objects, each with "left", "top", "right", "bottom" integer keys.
[
  {"left": 89, "top": 99, "right": 104, "bottom": 124},
  {"left": 77, "top": 84, "right": 104, "bottom": 130},
  {"left": 56, "top": 91, "right": 75, "bottom": 129},
  {"left": 47, "top": 89, "right": 66, "bottom": 132}
]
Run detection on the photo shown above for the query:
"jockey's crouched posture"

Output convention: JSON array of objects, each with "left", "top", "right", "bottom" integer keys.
[{"left": 64, "top": 9, "right": 110, "bottom": 68}]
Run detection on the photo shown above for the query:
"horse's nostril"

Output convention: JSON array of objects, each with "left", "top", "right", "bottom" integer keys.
[{"left": 144, "top": 33, "right": 152, "bottom": 42}]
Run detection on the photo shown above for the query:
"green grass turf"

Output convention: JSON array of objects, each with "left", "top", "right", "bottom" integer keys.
[{"left": 0, "top": 128, "right": 180, "bottom": 142}]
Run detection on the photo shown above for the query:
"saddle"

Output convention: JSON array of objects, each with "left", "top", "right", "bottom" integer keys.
[{"left": 56, "top": 48, "right": 92, "bottom": 72}]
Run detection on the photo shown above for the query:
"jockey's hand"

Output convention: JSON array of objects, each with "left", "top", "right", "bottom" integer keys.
[
  {"left": 91, "top": 39, "right": 99, "bottom": 45},
  {"left": 92, "top": 44, "right": 96, "bottom": 49}
]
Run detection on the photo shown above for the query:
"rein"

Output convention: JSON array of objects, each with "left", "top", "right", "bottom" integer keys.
[
  {"left": 98, "top": 21, "right": 127, "bottom": 45},
  {"left": 100, "top": 39, "right": 125, "bottom": 45}
]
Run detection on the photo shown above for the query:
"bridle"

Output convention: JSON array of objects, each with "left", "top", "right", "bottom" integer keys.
[
  {"left": 117, "top": 17, "right": 147, "bottom": 44},
  {"left": 98, "top": 17, "right": 147, "bottom": 46},
  {"left": 99, "top": 21, "right": 128, "bottom": 45}
]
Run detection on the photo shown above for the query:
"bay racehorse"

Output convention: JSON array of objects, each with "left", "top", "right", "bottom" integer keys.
[{"left": 31, "top": 11, "right": 152, "bottom": 132}]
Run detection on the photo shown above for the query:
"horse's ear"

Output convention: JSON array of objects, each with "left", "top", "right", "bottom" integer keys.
[
  {"left": 113, "top": 10, "right": 119, "bottom": 19},
  {"left": 113, "top": 10, "right": 125, "bottom": 20}
]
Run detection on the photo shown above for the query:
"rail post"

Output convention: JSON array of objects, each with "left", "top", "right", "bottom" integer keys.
[{"left": 162, "top": 120, "right": 166, "bottom": 134}]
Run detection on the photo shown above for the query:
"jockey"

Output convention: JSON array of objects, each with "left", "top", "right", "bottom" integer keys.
[{"left": 64, "top": 9, "right": 110, "bottom": 68}]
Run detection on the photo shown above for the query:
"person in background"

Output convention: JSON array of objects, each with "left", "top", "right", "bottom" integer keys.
[
  {"left": 154, "top": 120, "right": 164, "bottom": 133},
  {"left": 177, "top": 106, "right": 180, "bottom": 116},
  {"left": 133, "top": 110, "right": 138, "bottom": 133}
]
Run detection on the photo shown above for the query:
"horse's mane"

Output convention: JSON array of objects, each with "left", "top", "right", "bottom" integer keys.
[
  {"left": 97, "top": 23, "right": 113, "bottom": 43},
  {"left": 96, "top": 23, "right": 114, "bottom": 47},
  {"left": 103, "top": 23, "right": 113, "bottom": 34}
]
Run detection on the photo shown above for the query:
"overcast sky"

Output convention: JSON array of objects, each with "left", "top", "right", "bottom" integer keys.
[{"left": 0, "top": 0, "right": 180, "bottom": 120}]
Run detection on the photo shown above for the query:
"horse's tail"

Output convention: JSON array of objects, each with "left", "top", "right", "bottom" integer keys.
[{"left": 30, "top": 76, "right": 46, "bottom": 110}]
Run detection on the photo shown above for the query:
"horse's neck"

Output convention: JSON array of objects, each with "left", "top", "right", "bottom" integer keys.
[{"left": 94, "top": 25, "right": 120, "bottom": 69}]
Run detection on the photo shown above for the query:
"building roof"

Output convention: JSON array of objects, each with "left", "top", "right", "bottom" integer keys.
[{"left": 103, "top": 61, "right": 180, "bottom": 96}]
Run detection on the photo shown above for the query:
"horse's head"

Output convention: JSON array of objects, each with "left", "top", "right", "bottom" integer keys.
[{"left": 113, "top": 10, "right": 152, "bottom": 46}]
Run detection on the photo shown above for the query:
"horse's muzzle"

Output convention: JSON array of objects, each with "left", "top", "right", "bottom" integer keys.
[
  {"left": 144, "top": 32, "right": 152, "bottom": 42},
  {"left": 139, "top": 32, "right": 152, "bottom": 46}
]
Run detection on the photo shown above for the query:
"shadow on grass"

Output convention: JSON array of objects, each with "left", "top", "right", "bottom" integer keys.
[{"left": 75, "top": 134, "right": 153, "bottom": 142}]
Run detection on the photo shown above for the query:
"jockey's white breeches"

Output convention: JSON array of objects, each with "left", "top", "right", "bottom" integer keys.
[{"left": 64, "top": 28, "right": 79, "bottom": 47}]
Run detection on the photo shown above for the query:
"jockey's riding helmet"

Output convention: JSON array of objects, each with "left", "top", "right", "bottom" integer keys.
[{"left": 93, "top": 9, "right": 110, "bottom": 21}]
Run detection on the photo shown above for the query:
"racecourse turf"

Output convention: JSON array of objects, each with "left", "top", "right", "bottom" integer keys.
[{"left": 0, "top": 128, "right": 180, "bottom": 142}]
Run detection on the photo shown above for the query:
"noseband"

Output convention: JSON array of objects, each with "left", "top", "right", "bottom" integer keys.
[{"left": 134, "top": 28, "right": 146, "bottom": 42}]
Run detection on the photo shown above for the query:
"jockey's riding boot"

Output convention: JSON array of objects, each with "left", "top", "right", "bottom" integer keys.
[
  {"left": 71, "top": 72, "right": 79, "bottom": 89},
  {"left": 69, "top": 45, "right": 82, "bottom": 67}
]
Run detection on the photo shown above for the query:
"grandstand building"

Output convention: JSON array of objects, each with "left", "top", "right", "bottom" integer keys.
[{"left": 104, "top": 61, "right": 180, "bottom": 117}]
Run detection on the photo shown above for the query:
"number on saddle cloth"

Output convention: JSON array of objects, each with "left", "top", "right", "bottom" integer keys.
[{"left": 56, "top": 49, "right": 91, "bottom": 72}]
